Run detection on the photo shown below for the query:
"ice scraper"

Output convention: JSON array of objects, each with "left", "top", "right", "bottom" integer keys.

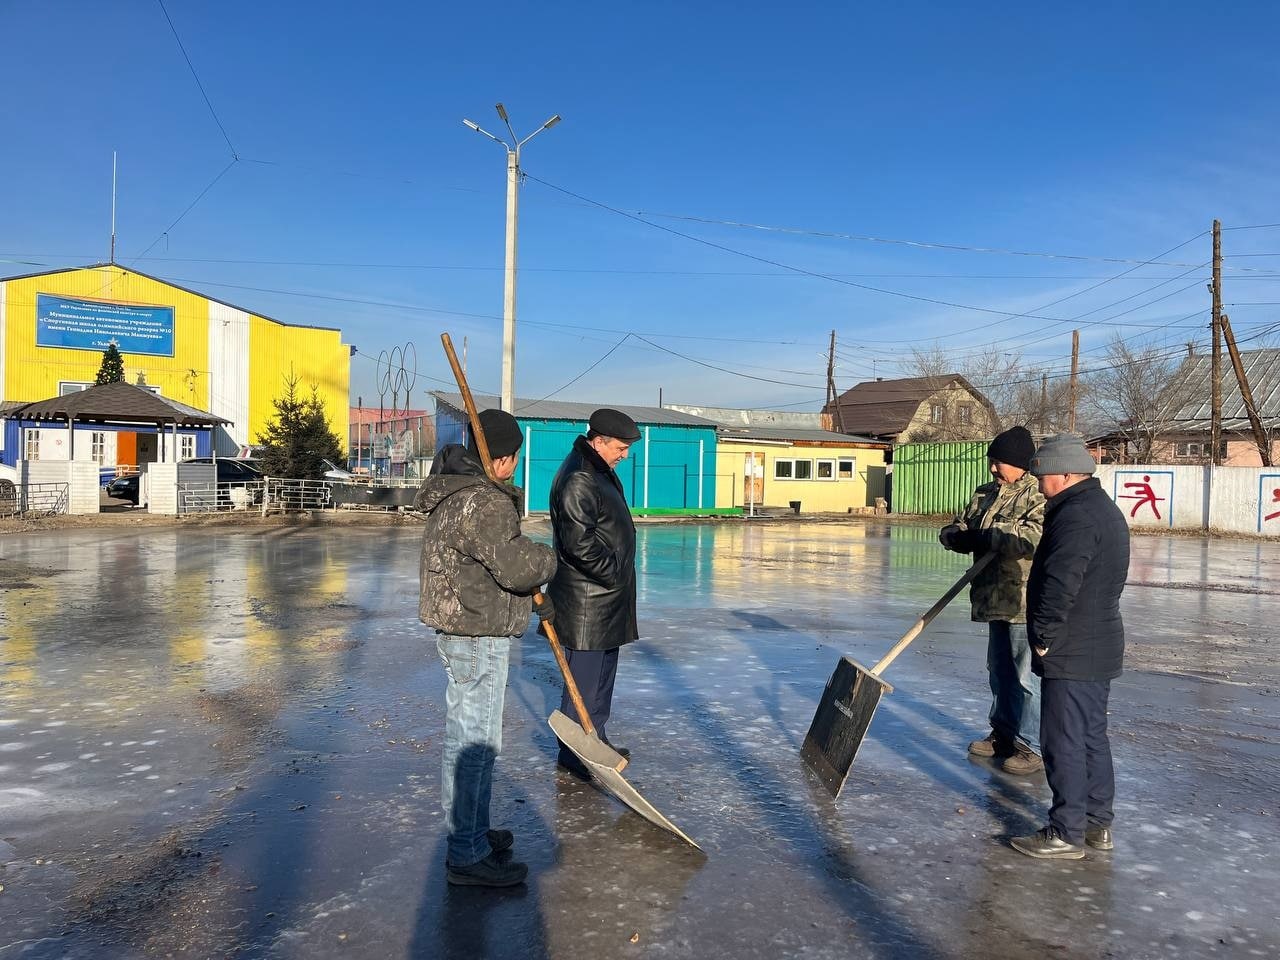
[{"left": 801, "top": 553, "right": 994, "bottom": 798}]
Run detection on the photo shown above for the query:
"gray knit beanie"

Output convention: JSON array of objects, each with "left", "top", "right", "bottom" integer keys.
[{"left": 1029, "top": 433, "right": 1097, "bottom": 477}]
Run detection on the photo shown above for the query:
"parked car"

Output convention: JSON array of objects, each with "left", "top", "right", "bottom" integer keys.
[
  {"left": 106, "top": 473, "right": 140, "bottom": 506},
  {"left": 180, "top": 457, "right": 265, "bottom": 483}
]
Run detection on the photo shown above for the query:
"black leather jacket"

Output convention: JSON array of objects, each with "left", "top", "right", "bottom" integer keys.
[{"left": 547, "top": 436, "right": 639, "bottom": 651}]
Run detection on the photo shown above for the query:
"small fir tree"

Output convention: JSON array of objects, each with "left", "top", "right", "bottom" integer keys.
[
  {"left": 95, "top": 343, "right": 126, "bottom": 384},
  {"left": 256, "top": 374, "right": 345, "bottom": 479}
]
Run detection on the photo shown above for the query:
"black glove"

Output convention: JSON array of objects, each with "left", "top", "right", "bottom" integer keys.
[
  {"left": 939, "top": 524, "right": 963, "bottom": 551},
  {"left": 951, "top": 527, "right": 989, "bottom": 556},
  {"left": 533, "top": 593, "right": 555, "bottom": 623}
]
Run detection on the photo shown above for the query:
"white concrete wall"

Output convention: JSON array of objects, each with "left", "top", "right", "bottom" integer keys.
[
  {"left": 21, "top": 460, "right": 71, "bottom": 486},
  {"left": 68, "top": 461, "right": 100, "bottom": 515},
  {"left": 1209, "top": 466, "right": 1280, "bottom": 536},
  {"left": 1095, "top": 464, "right": 1280, "bottom": 536},
  {"left": 146, "top": 462, "right": 179, "bottom": 515}
]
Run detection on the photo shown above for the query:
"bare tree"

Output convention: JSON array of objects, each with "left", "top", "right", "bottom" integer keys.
[{"left": 1086, "top": 336, "right": 1194, "bottom": 462}]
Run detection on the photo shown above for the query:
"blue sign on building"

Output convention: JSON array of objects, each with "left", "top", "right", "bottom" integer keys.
[{"left": 36, "top": 294, "right": 175, "bottom": 357}]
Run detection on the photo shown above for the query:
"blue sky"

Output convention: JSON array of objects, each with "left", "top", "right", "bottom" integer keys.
[{"left": 4, "top": 1, "right": 1279, "bottom": 412}]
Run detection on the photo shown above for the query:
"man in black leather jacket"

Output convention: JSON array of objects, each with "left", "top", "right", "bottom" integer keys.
[{"left": 547, "top": 408, "right": 642, "bottom": 777}]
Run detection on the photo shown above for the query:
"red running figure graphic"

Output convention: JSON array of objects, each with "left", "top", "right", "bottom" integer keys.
[
  {"left": 1118, "top": 475, "right": 1166, "bottom": 519},
  {"left": 1265, "top": 487, "right": 1280, "bottom": 523}
]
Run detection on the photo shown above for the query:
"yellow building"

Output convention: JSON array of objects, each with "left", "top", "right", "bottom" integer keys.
[{"left": 0, "top": 264, "right": 349, "bottom": 459}]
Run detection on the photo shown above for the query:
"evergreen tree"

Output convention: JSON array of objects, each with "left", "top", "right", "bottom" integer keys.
[
  {"left": 95, "top": 343, "right": 126, "bottom": 384},
  {"left": 256, "top": 375, "right": 345, "bottom": 479}
]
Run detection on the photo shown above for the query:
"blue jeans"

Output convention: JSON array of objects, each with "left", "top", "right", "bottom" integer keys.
[
  {"left": 437, "top": 634, "right": 509, "bottom": 867},
  {"left": 987, "top": 621, "right": 1041, "bottom": 753}
]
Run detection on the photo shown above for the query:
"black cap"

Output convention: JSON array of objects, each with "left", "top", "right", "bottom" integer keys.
[
  {"left": 472, "top": 409, "right": 523, "bottom": 459},
  {"left": 987, "top": 425, "right": 1035, "bottom": 471},
  {"left": 588, "top": 408, "right": 641, "bottom": 442}
]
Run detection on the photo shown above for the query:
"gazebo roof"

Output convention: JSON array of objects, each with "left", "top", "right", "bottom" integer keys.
[{"left": 6, "top": 381, "right": 230, "bottom": 426}]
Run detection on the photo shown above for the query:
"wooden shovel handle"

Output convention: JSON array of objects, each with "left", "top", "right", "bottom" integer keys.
[
  {"left": 870, "top": 552, "right": 995, "bottom": 677},
  {"left": 439, "top": 333, "right": 597, "bottom": 736},
  {"left": 534, "top": 592, "right": 597, "bottom": 736}
]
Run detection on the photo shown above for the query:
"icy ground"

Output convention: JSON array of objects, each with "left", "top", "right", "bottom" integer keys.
[{"left": 0, "top": 521, "right": 1277, "bottom": 959}]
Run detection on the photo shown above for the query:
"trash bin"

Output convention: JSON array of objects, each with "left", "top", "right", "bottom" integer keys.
[{"left": 789, "top": 500, "right": 801, "bottom": 515}]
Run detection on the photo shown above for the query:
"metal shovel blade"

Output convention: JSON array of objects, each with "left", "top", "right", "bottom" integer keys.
[
  {"left": 800, "top": 656, "right": 893, "bottom": 798},
  {"left": 549, "top": 710, "right": 701, "bottom": 850}
]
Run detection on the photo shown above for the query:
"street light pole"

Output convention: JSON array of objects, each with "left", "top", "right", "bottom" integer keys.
[{"left": 462, "top": 104, "right": 561, "bottom": 412}]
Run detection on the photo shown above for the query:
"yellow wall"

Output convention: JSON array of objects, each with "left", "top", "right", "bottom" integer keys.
[
  {"left": 715, "top": 441, "right": 888, "bottom": 511},
  {"left": 4, "top": 266, "right": 210, "bottom": 404},
  {"left": 248, "top": 314, "right": 350, "bottom": 448},
  {"left": 2, "top": 266, "right": 349, "bottom": 450}
]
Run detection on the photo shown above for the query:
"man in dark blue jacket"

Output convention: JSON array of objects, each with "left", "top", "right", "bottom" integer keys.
[{"left": 1012, "top": 434, "right": 1130, "bottom": 860}]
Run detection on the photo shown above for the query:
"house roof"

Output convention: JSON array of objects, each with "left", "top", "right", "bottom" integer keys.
[
  {"left": 0, "top": 263, "right": 342, "bottom": 333},
  {"left": 432, "top": 392, "right": 718, "bottom": 428},
  {"left": 6, "top": 381, "right": 230, "bottom": 426},
  {"left": 664, "top": 404, "right": 886, "bottom": 445},
  {"left": 824, "top": 374, "right": 990, "bottom": 438},
  {"left": 1169, "top": 349, "right": 1280, "bottom": 430}
]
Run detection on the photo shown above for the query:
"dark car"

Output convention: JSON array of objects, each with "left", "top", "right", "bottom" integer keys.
[
  {"left": 180, "top": 457, "right": 265, "bottom": 483},
  {"left": 105, "top": 473, "right": 140, "bottom": 506}
]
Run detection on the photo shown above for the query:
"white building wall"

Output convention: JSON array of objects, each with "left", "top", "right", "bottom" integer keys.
[
  {"left": 1209, "top": 466, "right": 1280, "bottom": 535},
  {"left": 208, "top": 301, "right": 251, "bottom": 453}
]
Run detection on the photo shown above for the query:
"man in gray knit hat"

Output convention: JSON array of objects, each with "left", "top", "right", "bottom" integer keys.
[{"left": 1011, "top": 433, "right": 1130, "bottom": 860}]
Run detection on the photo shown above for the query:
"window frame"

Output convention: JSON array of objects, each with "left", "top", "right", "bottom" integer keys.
[
  {"left": 929, "top": 403, "right": 945, "bottom": 424},
  {"left": 774, "top": 458, "right": 815, "bottom": 480},
  {"left": 24, "top": 428, "right": 41, "bottom": 461},
  {"left": 90, "top": 431, "right": 107, "bottom": 465},
  {"left": 815, "top": 458, "right": 836, "bottom": 481},
  {"left": 180, "top": 434, "right": 196, "bottom": 461},
  {"left": 837, "top": 458, "right": 855, "bottom": 479}
]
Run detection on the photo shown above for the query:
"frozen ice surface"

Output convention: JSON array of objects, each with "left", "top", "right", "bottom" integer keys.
[{"left": 0, "top": 521, "right": 1277, "bottom": 959}]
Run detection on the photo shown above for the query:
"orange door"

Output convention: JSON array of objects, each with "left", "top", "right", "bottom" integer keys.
[{"left": 117, "top": 432, "right": 137, "bottom": 471}]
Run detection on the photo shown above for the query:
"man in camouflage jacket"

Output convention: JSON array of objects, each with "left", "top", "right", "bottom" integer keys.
[
  {"left": 415, "top": 409, "right": 556, "bottom": 888},
  {"left": 940, "top": 425, "right": 1046, "bottom": 774}
]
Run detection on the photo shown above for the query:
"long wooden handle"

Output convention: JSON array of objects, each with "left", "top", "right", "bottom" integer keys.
[
  {"left": 438, "top": 333, "right": 597, "bottom": 736},
  {"left": 870, "top": 552, "right": 995, "bottom": 677}
]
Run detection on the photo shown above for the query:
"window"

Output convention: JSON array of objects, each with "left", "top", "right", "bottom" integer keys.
[
  {"left": 774, "top": 458, "right": 813, "bottom": 480},
  {"left": 24, "top": 429, "right": 40, "bottom": 461},
  {"left": 930, "top": 403, "right": 945, "bottom": 424},
  {"left": 958, "top": 403, "right": 973, "bottom": 424},
  {"left": 816, "top": 459, "right": 835, "bottom": 480},
  {"left": 90, "top": 432, "right": 107, "bottom": 465},
  {"left": 1175, "top": 440, "right": 1227, "bottom": 460},
  {"left": 838, "top": 458, "right": 855, "bottom": 479},
  {"left": 180, "top": 435, "right": 195, "bottom": 460},
  {"left": 59, "top": 381, "right": 93, "bottom": 396}
]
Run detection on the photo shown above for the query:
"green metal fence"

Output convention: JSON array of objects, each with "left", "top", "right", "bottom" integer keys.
[{"left": 891, "top": 441, "right": 989, "bottom": 515}]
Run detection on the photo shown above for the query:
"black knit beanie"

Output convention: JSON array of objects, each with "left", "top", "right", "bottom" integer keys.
[
  {"left": 472, "top": 409, "right": 523, "bottom": 459},
  {"left": 986, "top": 425, "right": 1035, "bottom": 470}
]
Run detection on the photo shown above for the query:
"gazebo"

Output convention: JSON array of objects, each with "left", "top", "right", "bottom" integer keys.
[{"left": 3, "top": 381, "right": 230, "bottom": 470}]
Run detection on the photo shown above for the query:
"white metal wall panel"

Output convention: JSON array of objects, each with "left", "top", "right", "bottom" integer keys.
[
  {"left": 208, "top": 301, "right": 251, "bottom": 453},
  {"left": 68, "top": 461, "right": 100, "bottom": 514}
]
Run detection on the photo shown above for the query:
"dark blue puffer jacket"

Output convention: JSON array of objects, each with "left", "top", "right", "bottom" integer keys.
[{"left": 1028, "top": 477, "right": 1130, "bottom": 681}]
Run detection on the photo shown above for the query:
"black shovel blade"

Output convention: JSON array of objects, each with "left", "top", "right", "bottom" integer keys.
[{"left": 801, "top": 656, "right": 893, "bottom": 798}]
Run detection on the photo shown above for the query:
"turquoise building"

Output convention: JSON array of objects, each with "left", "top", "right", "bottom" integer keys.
[{"left": 432, "top": 392, "right": 721, "bottom": 515}]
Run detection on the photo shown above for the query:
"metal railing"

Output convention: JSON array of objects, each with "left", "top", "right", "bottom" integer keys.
[
  {"left": 177, "top": 481, "right": 266, "bottom": 513},
  {"left": 0, "top": 481, "right": 70, "bottom": 519}
]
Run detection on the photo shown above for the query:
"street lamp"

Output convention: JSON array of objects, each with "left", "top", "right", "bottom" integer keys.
[{"left": 462, "top": 103, "right": 561, "bottom": 412}]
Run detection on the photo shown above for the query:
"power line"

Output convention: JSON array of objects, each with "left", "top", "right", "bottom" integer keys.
[
  {"left": 516, "top": 335, "right": 633, "bottom": 410},
  {"left": 156, "top": 0, "right": 237, "bottom": 159},
  {"left": 131, "top": 160, "right": 239, "bottom": 264}
]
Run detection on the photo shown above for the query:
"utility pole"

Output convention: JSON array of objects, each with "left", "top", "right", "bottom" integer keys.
[
  {"left": 463, "top": 105, "right": 561, "bottom": 412},
  {"left": 1067, "top": 329, "right": 1080, "bottom": 433},
  {"left": 1211, "top": 218, "right": 1223, "bottom": 465},
  {"left": 827, "top": 330, "right": 846, "bottom": 432},
  {"left": 1040, "top": 373, "right": 1049, "bottom": 434},
  {"left": 1221, "top": 313, "right": 1273, "bottom": 466},
  {"left": 110, "top": 151, "right": 117, "bottom": 264}
]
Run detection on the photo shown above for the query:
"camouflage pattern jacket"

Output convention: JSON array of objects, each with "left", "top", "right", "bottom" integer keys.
[
  {"left": 415, "top": 445, "right": 556, "bottom": 638},
  {"left": 954, "top": 472, "right": 1046, "bottom": 623}
]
